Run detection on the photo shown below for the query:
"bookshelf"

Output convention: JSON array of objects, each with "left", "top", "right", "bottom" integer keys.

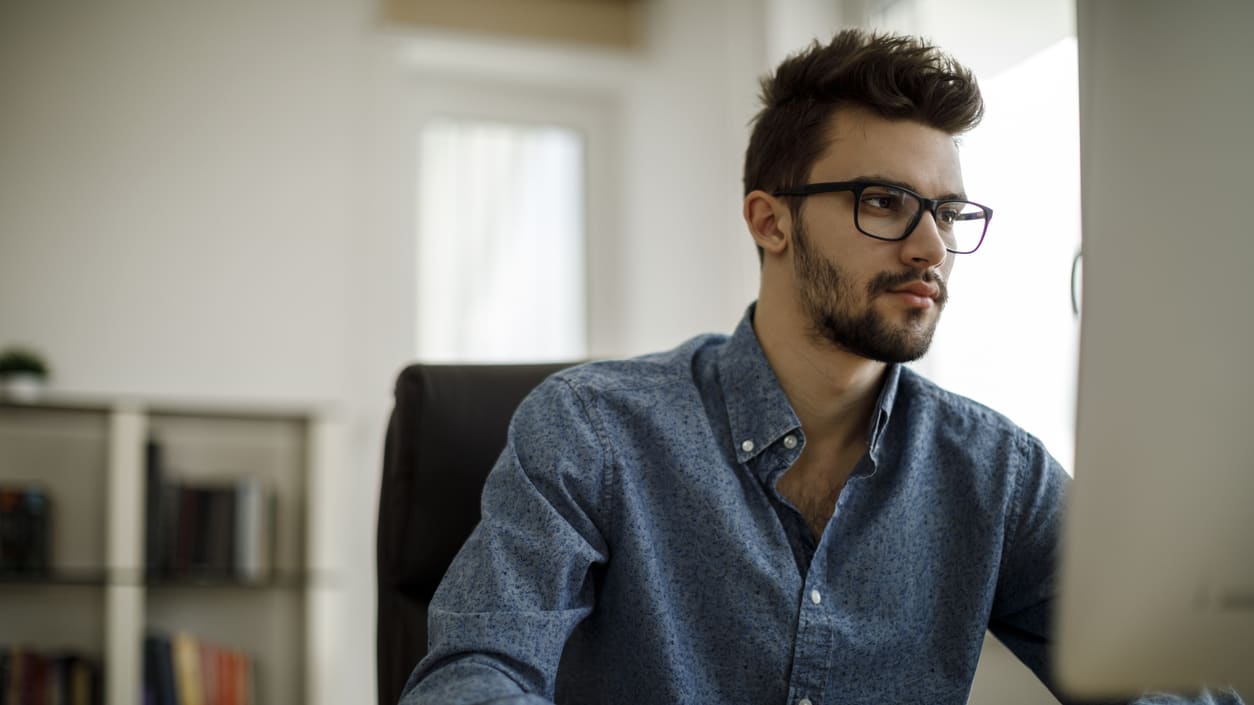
[{"left": 0, "top": 394, "right": 340, "bottom": 705}]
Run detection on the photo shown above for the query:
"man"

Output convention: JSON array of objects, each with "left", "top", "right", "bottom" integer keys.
[{"left": 401, "top": 31, "right": 1242, "bottom": 705}]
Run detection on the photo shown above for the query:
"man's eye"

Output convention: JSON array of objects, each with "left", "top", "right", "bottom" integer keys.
[
  {"left": 862, "top": 191, "right": 905, "bottom": 211},
  {"left": 937, "top": 207, "right": 960, "bottom": 224}
]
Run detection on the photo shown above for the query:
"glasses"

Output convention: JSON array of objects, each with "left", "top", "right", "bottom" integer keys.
[{"left": 773, "top": 180, "right": 994, "bottom": 254}]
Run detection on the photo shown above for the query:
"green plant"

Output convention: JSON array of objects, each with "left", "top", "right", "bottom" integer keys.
[{"left": 0, "top": 346, "right": 50, "bottom": 378}]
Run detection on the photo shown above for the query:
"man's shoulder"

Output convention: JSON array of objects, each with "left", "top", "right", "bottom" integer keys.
[
  {"left": 546, "top": 332, "right": 728, "bottom": 398},
  {"left": 509, "top": 332, "right": 728, "bottom": 451},
  {"left": 896, "top": 366, "right": 1036, "bottom": 445},
  {"left": 894, "top": 368, "right": 1065, "bottom": 506}
]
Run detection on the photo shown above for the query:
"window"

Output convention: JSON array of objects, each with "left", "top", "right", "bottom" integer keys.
[{"left": 415, "top": 118, "right": 587, "bottom": 362}]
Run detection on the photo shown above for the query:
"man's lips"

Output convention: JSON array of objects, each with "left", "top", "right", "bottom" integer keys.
[{"left": 887, "top": 281, "right": 941, "bottom": 300}]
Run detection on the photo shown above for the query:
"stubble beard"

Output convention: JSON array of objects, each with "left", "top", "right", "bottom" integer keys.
[{"left": 793, "top": 222, "right": 948, "bottom": 364}]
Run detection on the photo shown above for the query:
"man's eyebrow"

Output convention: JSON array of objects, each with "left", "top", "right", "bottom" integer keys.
[{"left": 854, "top": 174, "right": 967, "bottom": 201}]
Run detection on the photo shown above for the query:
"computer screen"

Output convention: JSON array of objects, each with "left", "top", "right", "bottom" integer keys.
[{"left": 1055, "top": 0, "right": 1254, "bottom": 698}]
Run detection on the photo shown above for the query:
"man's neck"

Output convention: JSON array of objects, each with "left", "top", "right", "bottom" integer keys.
[{"left": 752, "top": 299, "right": 887, "bottom": 451}]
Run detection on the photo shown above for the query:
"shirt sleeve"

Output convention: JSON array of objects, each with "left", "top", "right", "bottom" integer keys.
[
  {"left": 399, "top": 376, "right": 611, "bottom": 705},
  {"left": 989, "top": 432, "right": 1245, "bottom": 705}
]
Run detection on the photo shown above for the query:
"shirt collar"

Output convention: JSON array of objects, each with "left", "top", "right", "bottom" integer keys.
[
  {"left": 867, "top": 363, "right": 901, "bottom": 463},
  {"left": 717, "top": 303, "right": 904, "bottom": 467},
  {"left": 717, "top": 304, "right": 801, "bottom": 465}
]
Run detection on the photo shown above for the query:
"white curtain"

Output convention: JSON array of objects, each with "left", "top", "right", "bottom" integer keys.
[{"left": 416, "top": 118, "right": 586, "bottom": 362}]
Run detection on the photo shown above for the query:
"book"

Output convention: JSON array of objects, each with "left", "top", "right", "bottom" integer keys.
[
  {"left": 142, "top": 641, "right": 156, "bottom": 705},
  {"left": 0, "top": 488, "right": 15, "bottom": 573},
  {"left": 0, "top": 648, "right": 101, "bottom": 705},
  {"left": 0, "top": 650, "right": 9, "bottom": 705},
  {"left": 144, "top": 438, "right": 164, "bottom": 578},
  {"left": 9, "top": 648, "right": 28, "bottom": 705},
  {"left": 23, "top": 489, "right": 50, "bottom": 576},
  {"left": 0, "top": 486, "right": 52, "bottom": 576},
  {"left": 199, "top": 641, "right": 218, "bottom": 705},
  {"left": 146, "top": 633, "right": 253, "bottom": 705},
  {"left": 204, "top": 487, "right": 236, "bottom": 577},
  {"left": 30, "top": 652, "right": 48, "bottom": 705},
  {"left": 157, "top": 481, "right": 181, "bottom": 578},
  {"left": 144, "top": 635, "right": 178, "bottom": 705},
  {"left": 216, "top": 647, "right": 234, "bottom": 705},
  {"left": 172, "top": 632, "right": 206, "bottom": 705},
  {"left": 147, "top": 465, "right": 274, "bottom": 583},
  {"left": 234, "top": 477, "right": 271, "bottom": 583},
  {"left": 237, "top": 649, "right": 254, "bottom": 705},
  {"left": 53, "top": 653, "right": 71, "bottom": 705}
]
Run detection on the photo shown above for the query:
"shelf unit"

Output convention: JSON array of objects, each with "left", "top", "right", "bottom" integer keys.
[{"left": 0, "top": 394, "right": 340, "bottom": 705}]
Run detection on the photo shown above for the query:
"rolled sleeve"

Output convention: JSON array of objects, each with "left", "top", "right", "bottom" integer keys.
[
  {"left": 989, "top": 434, "right": 1245, "bottom": 705},
  {"left": 401, "top": 376, "right": 611, "bottom": 705},
  {"left": 989, "top": 431, "right": 1067, "bottom": 690}
]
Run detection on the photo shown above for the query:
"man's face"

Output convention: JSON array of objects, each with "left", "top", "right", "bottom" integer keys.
[{"left": 789, "top": 108, "right": 963, "bottom": 363}]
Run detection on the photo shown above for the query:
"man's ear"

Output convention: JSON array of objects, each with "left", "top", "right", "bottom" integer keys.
[{"left": 744, "top": 190, "right": 792, "bottom": 257}]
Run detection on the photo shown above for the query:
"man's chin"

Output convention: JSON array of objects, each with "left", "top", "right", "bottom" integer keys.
[
  {"left": 864, "top": 335, "right": 933, "bottom": 364},
  {"left": 811, "top": 320, "right": 936, "bottom": 364},
  {"left": 884, "top": 340, "right": 933, "bottom": 364},
  {"left": 894, "top": 321, "right": 940, "bottom": 362},
  {"left": 870, "top": 312, "right": 941, "bottom": 362}
]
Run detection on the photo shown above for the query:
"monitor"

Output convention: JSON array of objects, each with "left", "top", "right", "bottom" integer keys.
[{"left": 1055, "top": 0, "right": 1254, "bottom": 698}]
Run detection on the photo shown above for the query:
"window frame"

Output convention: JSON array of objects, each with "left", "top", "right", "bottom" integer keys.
[{"left": 409, "top": 74, "right": 621, "bottom": 362}]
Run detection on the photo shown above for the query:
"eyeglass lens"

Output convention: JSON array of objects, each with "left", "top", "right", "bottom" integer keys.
[{"left": 855, "top": 185, "right": 987, "bottom": 253}]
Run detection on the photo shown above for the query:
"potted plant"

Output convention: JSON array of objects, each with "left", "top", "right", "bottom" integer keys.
[{"left": 0, "top": 346, "right": 51, "bottom": 402}]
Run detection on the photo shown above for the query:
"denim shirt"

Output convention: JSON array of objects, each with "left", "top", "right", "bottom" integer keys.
[{"left": 402, "top": 307, "right": 1242, "bottom": 705}]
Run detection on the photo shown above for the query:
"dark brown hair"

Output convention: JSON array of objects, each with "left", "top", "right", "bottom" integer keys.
[{"left": 744, "top": 30, "right": 984, "bottom": 255}]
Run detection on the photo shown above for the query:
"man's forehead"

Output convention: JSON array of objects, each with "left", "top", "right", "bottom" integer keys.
[{"left": 812, "top": 107, "right": 965, "bottom": 194}]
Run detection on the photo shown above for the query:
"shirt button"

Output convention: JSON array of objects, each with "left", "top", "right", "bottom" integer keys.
[
  {"left": 783, "top": 434, "right": 798, "bottom": 449},
  {"left": 741, "top": 439, "right": 755, "bottom": 452},
  {"left": 809, "top": 589, "right": 822, "bottom": 605},
  {"left": 798, "top": 698, "right": 813, "bottom": 705}
]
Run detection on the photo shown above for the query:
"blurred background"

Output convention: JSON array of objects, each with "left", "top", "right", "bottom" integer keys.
[{"left": 0, "top": 0, "right": 1079, "bottom": 703}]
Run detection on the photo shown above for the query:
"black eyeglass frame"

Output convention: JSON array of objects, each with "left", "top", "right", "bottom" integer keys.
[{"left": 772, "top": 180, "right": 994, "bottom": 254}]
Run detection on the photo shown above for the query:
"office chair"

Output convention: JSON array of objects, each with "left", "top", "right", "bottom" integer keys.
[{"left": 376, "top": 362, "right": 574, "bottom": 705}]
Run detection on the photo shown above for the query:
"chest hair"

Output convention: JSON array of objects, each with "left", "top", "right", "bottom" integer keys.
[
  {"left": 787, "top": 482, "right": 844, "bottom": 542},
  {"left": 776, "top": 444, "right": 865, "bottom": 541}
]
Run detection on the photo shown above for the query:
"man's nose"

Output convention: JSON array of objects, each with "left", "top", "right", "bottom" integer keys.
[{"left": 899, "top": 209, "right": 948, "bottom": 269}]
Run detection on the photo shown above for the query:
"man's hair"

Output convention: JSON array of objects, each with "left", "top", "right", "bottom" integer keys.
[{"left": 744, "top": 30, "right": 984, "bottom": 256}]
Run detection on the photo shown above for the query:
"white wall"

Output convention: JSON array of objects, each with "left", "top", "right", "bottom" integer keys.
[
  {"left": 0, "top": 1, "right": 361, "bottom": 404},
  {"left": 613, "top": 0, "right": 765, "bottom": 352}
]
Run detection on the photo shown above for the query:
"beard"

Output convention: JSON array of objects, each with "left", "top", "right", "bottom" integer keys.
[{"left": 793, "top": 221, "right": 949, "bottom": 363}]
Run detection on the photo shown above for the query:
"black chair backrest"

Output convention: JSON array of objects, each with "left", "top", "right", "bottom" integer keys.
[{"left": 376, "top": 362, "right": 574, "bottom": 705}]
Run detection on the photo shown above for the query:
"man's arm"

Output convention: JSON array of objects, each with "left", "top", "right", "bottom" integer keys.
[
  {"left": 989, "top": 432, "right": 1244, "bottom": 705},
  {"left": 399, "top": 376, "right": 610, "bottom": 705}
]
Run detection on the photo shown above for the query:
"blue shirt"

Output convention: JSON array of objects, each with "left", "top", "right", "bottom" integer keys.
[{"left": 402, "top": 307, "right": 1242, "bottom": 705}]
